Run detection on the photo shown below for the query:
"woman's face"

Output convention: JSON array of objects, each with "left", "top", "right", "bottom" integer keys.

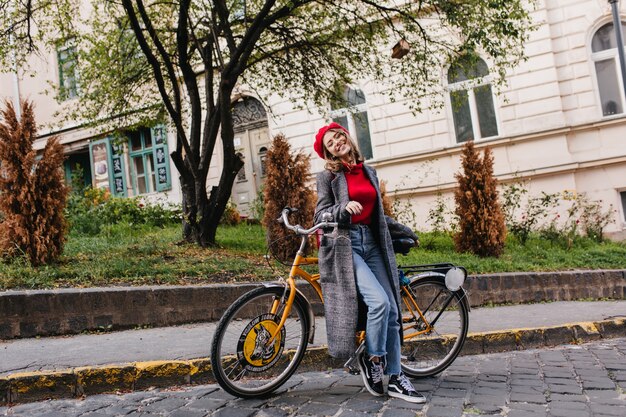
[{"left": 322, "top": 130, "right": 352, "bottom": 161}]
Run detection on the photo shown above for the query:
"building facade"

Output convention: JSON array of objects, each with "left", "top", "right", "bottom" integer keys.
[{"left": 1, "top": 0, "right": 626, "bottom": 238}]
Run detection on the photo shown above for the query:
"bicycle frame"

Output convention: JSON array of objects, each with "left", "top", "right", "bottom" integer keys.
[
  {"left": 268, "top": 233, "right": 322, "bottom": 345},
  {"left": 268, "top": 230, "right": 443, "bottom": 348}
]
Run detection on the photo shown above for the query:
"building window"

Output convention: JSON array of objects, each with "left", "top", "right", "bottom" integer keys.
[
  {"left": 258, "top": 146, "right": 268, "bottom": 177},
  {"left": 447, "top": 55, "right": 499, "bottom": 143},
  {"left": 330, "top": 86, "right": 373, "bottom": 160},
  {"left": 128, "top": 128, "right": 156, "bottom": 195},
  {"left": 236, "top": 152, "right": 246, "bottom": 182},
  {"left": 621, "top": 191, "right": 626, "bottom": 222},
  {"left": 57, "top": 44, "right": 79, "bottom": 100},
  {"left": 591, "top": 22, "right": 626, "bottom": 117}
]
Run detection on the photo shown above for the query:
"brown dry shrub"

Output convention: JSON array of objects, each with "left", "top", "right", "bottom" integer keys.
[
  {"left": 380, "top": 180, "right": 395, "bottom": 218},
  {"left": 261, "top": 133, "right": 315, "bottom": 261},
  {"left": 454, "top": 141, "right": 506, "bottom": 257},
  {"left": 0, "top": 100, "right": 68, "bottom": 266}
]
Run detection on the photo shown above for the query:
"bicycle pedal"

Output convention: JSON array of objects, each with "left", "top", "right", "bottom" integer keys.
[{"left": 345, "top": 367, "right": 360, "bottom": 375}]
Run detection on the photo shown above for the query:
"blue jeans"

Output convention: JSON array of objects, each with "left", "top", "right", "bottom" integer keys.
[{"left": 349, "top": 224, "right": 401, "bottom": 375}]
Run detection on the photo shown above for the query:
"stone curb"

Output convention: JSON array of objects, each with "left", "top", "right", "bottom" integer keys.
[{"left": 2, "top": 318, "right": 624, "bottom": 404}]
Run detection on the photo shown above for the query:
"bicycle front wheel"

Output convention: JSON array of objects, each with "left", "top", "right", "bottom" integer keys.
[
  {"left": 400, "top": 276, "right": 469, "bottom": 377},
  {"left": 210, "top": 286, "right": 310, "bottom": 398}
]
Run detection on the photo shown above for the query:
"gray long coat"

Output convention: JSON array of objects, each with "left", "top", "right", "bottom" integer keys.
[{"left": 314, "top": 165, "right": 418, "bottom": 359}]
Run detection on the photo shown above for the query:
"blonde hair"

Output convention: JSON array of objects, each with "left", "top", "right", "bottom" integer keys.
[{"left": 322, "top": 129, "right": 364, "bottom": 172}]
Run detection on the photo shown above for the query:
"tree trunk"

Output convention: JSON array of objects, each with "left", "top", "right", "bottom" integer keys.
[
  {"left": 180, "top": 174, "right": 195, "bottom": 243},
  {"left": 177, "top": 154, "right": 241, "bottom": 247},
  {"left": 174, "top": 80, "right": 242, "bottom": 247},
  {"left": 194, "top": 177, "right": 211, "bottom": 247}
]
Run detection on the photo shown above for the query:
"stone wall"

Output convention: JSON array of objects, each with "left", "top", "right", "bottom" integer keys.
[{"left": 1, "top": 269, "right": 624, "bottom": 339}]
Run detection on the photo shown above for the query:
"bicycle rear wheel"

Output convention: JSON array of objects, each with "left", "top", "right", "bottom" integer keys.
[
  {"left": 210, "top": 286, "right": 310, "bottom": 398},
  {"left": 400, "top": 275, "right": 469, "bottom": 377}
]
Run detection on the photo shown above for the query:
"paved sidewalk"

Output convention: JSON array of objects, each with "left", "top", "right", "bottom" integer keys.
[
  {"left": 2, "top": 300, "right": 625, "bottom": 376},
  {"left": 2, "top": 337, "right": 625, "bottom": 416}
]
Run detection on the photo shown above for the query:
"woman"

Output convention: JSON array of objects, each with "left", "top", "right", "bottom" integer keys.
[{"left": 313, "top": 122, "right": 426, "bottom": 403}]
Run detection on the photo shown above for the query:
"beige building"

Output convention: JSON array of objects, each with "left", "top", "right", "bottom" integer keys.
[
  {"left": 0, "top": 45, "right": 180, "bottom": 205},
  {"left": 2, "top": 0, "right": 626, "bottom": 238}
]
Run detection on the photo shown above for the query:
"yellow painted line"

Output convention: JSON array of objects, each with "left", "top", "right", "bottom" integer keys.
[
  {"left": 466, "top": 318, "right": 621, "bottom": 337},
  {"left": 574, "top": 322, "right": 600, "bottom": 333}
]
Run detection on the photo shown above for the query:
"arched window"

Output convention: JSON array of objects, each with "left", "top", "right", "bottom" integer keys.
[
  {"left": 447, "top": 56, "right": 499, "bottom": 143},
  {"left": 330, "top": 86, "right": 373, "bottom": 160},
  {"left": 591, "top": 22, "right": 626, "bottom": 116},
  {"left": 232, "top": 96, "right": 268, "bottom": 132}
]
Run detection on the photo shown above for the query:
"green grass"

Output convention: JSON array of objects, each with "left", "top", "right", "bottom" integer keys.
[
  {"left": 0, "top": 222, "right": 273, "bottom": 290},
  {"left": 401, "top": 232, "right": 626, "bottom": 273},
  {"left": 1, "top": 223, "right": 626, "bottom": 290}
]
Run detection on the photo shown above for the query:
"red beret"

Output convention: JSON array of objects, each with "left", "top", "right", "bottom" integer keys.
[{"left": 314, "top": 122, "right": 349, "bottom": 159}]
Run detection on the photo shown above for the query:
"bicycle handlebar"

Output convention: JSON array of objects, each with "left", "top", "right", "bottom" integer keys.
[{"left": 278, "top": 207, "right": 338, "bottom": 235}]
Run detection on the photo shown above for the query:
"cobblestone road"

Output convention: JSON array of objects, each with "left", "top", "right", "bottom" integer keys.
[{"left": 2, "top": 338, "right": 625, "bottom": 417}]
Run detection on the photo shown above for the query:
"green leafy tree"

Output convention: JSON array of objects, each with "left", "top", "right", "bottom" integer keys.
[
  {"left": 1, "top": 0, "right": 535, "bottom": 247},
  {"left": 0, "top": 100, "right": 68, "bottom": 266},
  {"left": 454, "top": 141, "right": 506, "bottom": 257}
]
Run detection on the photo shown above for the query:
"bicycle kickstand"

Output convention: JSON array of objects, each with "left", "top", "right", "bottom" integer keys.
[{"left": 343, "top": 340, "right": 366, "bottom": 375}]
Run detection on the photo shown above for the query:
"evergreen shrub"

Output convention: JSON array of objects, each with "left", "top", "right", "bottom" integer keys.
[
  {"left": 454, "top": 141, "right": 506, "bottom": 257},
  {"left": 0, "top": 100, "right": 68, "bottom": 265},
  {"left": 262, "top": 133, "right": 315, "bottom": 261}
]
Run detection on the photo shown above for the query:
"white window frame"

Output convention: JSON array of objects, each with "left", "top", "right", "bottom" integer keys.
[
  {"left": 590, "top": 22, "right": 626, "bottom": 119},
  {"left": 446, "top": 65, "right": 500, "bottom": 144},
  {"left": 619, "top": 189, "right": 626, "bottom": 226},
  {"left": 329, "top": 102, "right": 368, "bottom": 136},
  {"left": 329, "top": 86, "right": 374, "bottom": 160}
]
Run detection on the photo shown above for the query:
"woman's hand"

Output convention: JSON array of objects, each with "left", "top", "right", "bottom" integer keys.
[{"left": 345, "top": 201, "right": 363, "bottom": 215}]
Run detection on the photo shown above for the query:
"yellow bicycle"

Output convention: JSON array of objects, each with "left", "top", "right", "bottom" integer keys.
[{"left": 210, "top": 207, "right": 470, "bottom": 398}]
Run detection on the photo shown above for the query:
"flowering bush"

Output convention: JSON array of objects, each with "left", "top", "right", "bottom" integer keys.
[
  {"left": 540, "top": 193, "right": 616, "bottom": 247},
  {"left": 501, "top": 179, "right": 560, "bottom": 245},
  {"left": 427, "top": 191, "right": 458, "bottom": 235},
  {"left": 577, "top": 195, "right": 616, "bottom": 242}
]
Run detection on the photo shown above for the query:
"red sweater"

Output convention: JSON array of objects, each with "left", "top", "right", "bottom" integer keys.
[{"left": 344, "top": 163, "right": 376, "bottom": 224}]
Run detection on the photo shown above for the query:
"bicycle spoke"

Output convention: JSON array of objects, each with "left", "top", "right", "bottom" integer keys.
[
  {"left": 400, "top": 276, "right": 468, "bottom": 377},
  {"left": 233, "top": 367, "right": 249, "bottom": 382},
  {"left": 211, "top": 286, "right": 309, "bottom": 397}
]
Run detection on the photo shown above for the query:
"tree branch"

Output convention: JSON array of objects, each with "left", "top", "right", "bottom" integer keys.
[
  {"left": 176, "top": 0, "right": 202, "bottom": 157},
  {"left": 122, "top": 0, "right": 197, "bottom": 173},
  {"left": 212, "top": 0, "right": 237, "bottom": 55}
]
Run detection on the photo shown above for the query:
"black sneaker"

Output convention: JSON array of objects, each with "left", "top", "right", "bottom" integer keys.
[
  {"left": 388, "top": 373, "right": 427, "bottom": 403},
  {"left": 358, "top": 352, "right": 384, "bottom": 396}
]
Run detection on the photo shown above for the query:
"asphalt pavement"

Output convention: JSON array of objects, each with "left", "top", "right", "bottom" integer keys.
[{"left": 1, "top": 337, "right": 625, "bottom": 417}]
